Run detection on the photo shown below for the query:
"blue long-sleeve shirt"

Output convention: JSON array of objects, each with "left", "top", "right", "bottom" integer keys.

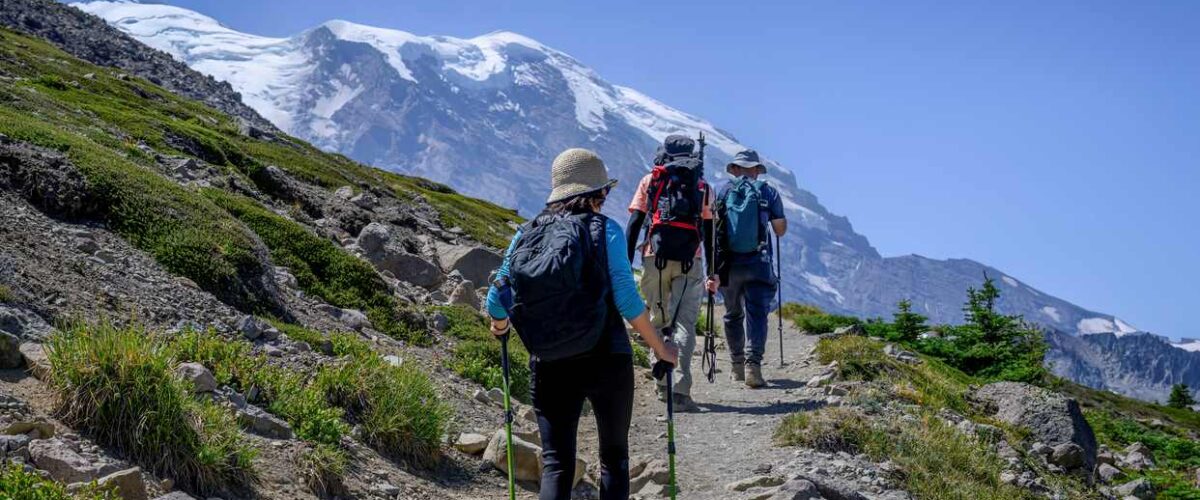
[{"left": 486, "top": 217, "right": 644, "bottom": 354}]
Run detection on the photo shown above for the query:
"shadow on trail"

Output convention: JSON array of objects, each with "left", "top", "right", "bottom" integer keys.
[
  {"left": 764, "top": 377, "right": 808, "bottom": 390},
  {"left": 696, "top": 399, "right": 823, "bottom": 416}
]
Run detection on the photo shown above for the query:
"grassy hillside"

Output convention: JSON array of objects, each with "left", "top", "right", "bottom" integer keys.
[{"left": 0, "top": 26, "right": 519, "bottom": 313}]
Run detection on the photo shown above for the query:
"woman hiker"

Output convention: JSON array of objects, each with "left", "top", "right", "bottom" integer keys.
[{"left": 486, "top": 148, "right": 680, "bottom": 500}]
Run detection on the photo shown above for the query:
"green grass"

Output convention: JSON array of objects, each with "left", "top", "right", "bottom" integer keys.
[
  {"left": 0, "top": 284, "right": 12, "bottom": 303},
  {"left": 1086, "top": 410, "right": 1200, "bottom": 498},
  {"left": 45, "top": 323, "right": 256, "bottom": 494},
  {"left": 815, "top": 334, "right": 973, "bottom": 413},
  {"left": 316, "top": 350, "right": 452, "bottom": 468},
  {"left": 775, "top": 407, "right": 1034, "bottom": 500},
  {"left": 166, "top": 329, "right": 349, "bottom": 446},
  {"left": 781, "top": 303, "right": 862, "bottom": 334},
  {"left": 297, "top": 443, "right": 349, "bottom": 498},
  {"left": 0, "top": 463, "right": 114, "bottom": 500},
  {"left": 384, "top": 173, "right": 521, "bottom": 248},
  {"left": 267, "top": 319, "right": 327, "bottom": 348},
  {"left": 435, "top": 305, "right": 532, "bottom": 402}
]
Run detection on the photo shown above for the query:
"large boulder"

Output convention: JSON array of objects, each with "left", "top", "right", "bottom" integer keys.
[
  {"left": 358, "top": 224, "right": 443, "bottom": 288},
  {"left": 438, "top": 245, "right": 503, "bottom": 286},
  {"left": 483, "top": 429, "right": 541, "bottom": 482},
  {"left": 236, "top": 405, "right": 293, "bottom": 439},
  {"left": 19, "top": 342, "right": 50, "bottom": 381},
  {"left": 972, "top": 382, "right": 1097, "bottom": 473}
]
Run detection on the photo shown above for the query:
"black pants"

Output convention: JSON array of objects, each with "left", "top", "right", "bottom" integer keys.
[{"left": 531, "top": 353, "right": 634, "bottom": 500}]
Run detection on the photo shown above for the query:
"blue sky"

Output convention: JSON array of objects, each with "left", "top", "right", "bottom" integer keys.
[{"left": 161, "top": 0, "right": 1199, "bottom": 338}]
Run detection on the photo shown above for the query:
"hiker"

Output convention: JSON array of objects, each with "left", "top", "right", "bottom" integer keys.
[
  {"left": 486, "top": 148, "right": 680, "bottom": 500},
  {"left": 625, "top": 135, "right": 717, "bottom": 412},
  {"left": 715, "top": 149, "right": 787, "bottom": 388}
]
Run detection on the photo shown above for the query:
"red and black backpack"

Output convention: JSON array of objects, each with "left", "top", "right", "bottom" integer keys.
[{"left": 645, "top": 155, "right": 707, "bottom": 272}]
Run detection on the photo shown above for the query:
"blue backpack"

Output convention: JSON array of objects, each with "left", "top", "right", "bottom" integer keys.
[{"left": 721, "top": 177, "right": 768, "bottom": 254}]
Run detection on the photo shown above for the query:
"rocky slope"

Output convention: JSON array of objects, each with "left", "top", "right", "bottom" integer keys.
[
  {"left": 1047, "top": 330, "right": 1200, "bottom": 403},
  {"left": 71, "top": 0, "right": 1140, "bottom": 339},
  {"left": 0, "top": 2, "right": 1198, "bottom": 499}
]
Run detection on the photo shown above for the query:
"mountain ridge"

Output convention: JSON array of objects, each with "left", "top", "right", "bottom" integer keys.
[{"left": 64, "top": 0, "right": 1200, "bottom": 403}]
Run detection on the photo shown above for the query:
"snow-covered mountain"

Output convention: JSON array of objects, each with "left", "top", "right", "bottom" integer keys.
[{"left": 76, "top": 0, "right": 1143, "bottom": 340}]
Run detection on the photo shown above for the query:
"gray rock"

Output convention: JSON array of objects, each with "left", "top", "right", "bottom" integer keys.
[
  {"left": 333, "top": 186, "right": 354, "bottom": 200},
  {"left": 29, "top": 439, "right": 97, "bottom": 483},
  {"left": 726, "top": 475, "right": 785, "bottom": 491},
  {"left": 383, "top": 355, "right": 402, "bottom": 367},
  {"left": 973, "top": 381, "right": 1097, "bottom": 472},
  {"left": 453, "top": 433, "right": 489, "bottom": 455},
  {"left": 1049, "top": 442, "right": 1085, "bottom": 469},
  {"left": 6, "top": 421, "right": 55, "bottom": 439},
  {"left": 356, "top": 222, "right": 391, "bottom": 255},
  {"left": 175, "top": 362, "right": 217, "bottom": 394},
  {"left": 482, "top": 429, "right": 541, "bottom": 482},
  {"left": 1097, "top": 463, "right": 1121, "bottom": 483},
  {"left": 350, "top": 192, "right": 377, "bottom": 210},
  {"left": 338, "top": 308, "right": 371, "bottom": 331},
  {"left": 438, "top": 245, "right": 503, "bottom": 286},
  {"left": 430, "top": 312, "right": 450, "bottom": 333},
  {"left": 152, "top": 493, "right": 196, "bottom": 500},
  {"left": 97, "top": 467, "right": 148, "bottom": 500},
  {"left": 236, "top": 405, "right": 293, "bottom": 440},
  {"left": 766, "top": 479, "right": 821, "bottom": 500},
  {"left": 448, "top": 280, "right": 480, "bottom": 310},
  {"left": 0, "top": 305, "right": 54, "bottom": 341},
  {"left": 18, "top": 342, "right": 49, "bottom": 380},
  {"left": 1114, "top": 478, "right": 1153, "bottom": 500},
  {"left": 374, "top": 251, "right": 443, "bottom": 289},
  {"left": 236, "top": 315, "right": 272, "bottom": 341},
  {"left": 0, "top": 434, "right": 31, "bottom": 452},
  {"left": 0, "top": 331, "right": 22, "bottom": 368}
]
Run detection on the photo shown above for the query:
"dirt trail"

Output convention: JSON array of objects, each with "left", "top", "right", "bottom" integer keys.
[{"left": 625, "top": 310, "right": 822, "bottom": 499}]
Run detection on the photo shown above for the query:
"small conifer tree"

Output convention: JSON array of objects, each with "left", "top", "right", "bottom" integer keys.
[
  {"left": 1168, "top": 384, "right": 1196, "bottom": 409},
  {"left": 893, "top": 299, "right": 928, "bottom": 342}
]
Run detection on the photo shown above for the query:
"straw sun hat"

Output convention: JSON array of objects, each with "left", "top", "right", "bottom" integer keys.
[{"left": 545, "top": 148, "right": 619, "bottom": 204}]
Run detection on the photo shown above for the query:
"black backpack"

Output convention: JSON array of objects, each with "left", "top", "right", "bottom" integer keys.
[
  {"left": 645, "top": 156, "right": 708, "bottom": 272},
  {"left": 507, "top": 211, "right": 610, "bottom": 361}
]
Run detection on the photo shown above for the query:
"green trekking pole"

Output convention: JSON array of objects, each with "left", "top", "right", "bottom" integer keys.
[
  {"left": 499, "top": 333, "right": 517, "bottom": 500},
  {"left": 494, "top": 276, "right": 517, "bottom": 500},
  {"left": 776, "top": 233, "right": 785, "bottom": 367},
  {"left": 653, "top": 356, "right": 678, "bottom": 499}
]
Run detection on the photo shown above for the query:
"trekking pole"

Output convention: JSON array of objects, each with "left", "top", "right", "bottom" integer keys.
[
  {"left": 493, "top": 277, "right": 518, "bottom": 500},
  {"left": 653, "top": 356, "right": 678, "bottom": 500},
  {"left": 499, "top": 332, "right": 517, "bottom": 500},
  {"left": 702, "top": 290, "right": 717, "bottom": 383},
  {"left": 776, "top": 233, "right": 785, "bottom": 367}
]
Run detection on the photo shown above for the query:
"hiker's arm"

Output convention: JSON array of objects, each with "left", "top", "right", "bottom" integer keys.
[
  {"left": 771, "top": 218, "right": 787, "bottom": 237},
  {"left": 605, "top": 219, "right": 677, "bottom": 363},
  {"left": 702, "top": 218, "right": 715, "bottom": 275},
  {"left": 625, "top": 210, "right": 645, "bottom": 263},
  {"left": 767, "top": 187, "right": 787, "bottom": 237},
  {"left": 486, "top": 230, "right": 522, "bottom": 331},
  {"left": 630, "top": 313, "right": 677, "bottom": 364}
]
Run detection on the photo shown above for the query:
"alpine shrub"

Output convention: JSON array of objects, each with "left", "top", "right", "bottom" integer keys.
[{"left": 46, "top": 323, "right": 255, "bottom": 494}]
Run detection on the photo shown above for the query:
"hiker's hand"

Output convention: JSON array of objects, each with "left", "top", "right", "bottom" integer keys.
[
  {"left": 490, "top": 318, "right": 510, "bottom": 337},
  {"left": 705, "top": 275, "right": 720, "bottom": 293},
  {"left": 655, "top": 341, "right": 679, "bottom": 365}
]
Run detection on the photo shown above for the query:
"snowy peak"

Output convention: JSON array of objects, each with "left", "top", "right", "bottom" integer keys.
[{"left": 77, "top": 0, "right": 1138, "bottom": 341}]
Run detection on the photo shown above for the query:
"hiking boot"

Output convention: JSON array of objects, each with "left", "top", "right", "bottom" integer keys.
[
  {"left": 745, "top": 363, "right": 766, "bottom": 388},
  {"left": 672, "top": 393, "right": 700, "bottom": 413},
  {"left": 731, "top": 361, "right": 746, "bottom": 382}
]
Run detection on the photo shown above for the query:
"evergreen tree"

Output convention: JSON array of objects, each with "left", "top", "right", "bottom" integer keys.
[
  {"left": 892, "top": 299, "right": 928, "bottom": 342},
  {"left": 950, "top": 273, "right": 1048, "bottom": 383},
  {"left": 1168, "top": 384, "right": 1196, "bottom": 409}
]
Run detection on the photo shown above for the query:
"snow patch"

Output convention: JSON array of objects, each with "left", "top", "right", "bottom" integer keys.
[
  {"left": 1078, "top": 317, "right": 1122, "bottom": 336},
  {"left": 803, "top": 273, "right": 844, "bottom": 304},
  {"left": 1173, "top": 340, "right": 1200, "bottom": 353},
  {"left": 1040, "top": 306, "right": 1061, "bottom": 322},
  {"left": 1001, "top": 275, "right": 1019, "bottom": 288},
  {"left": 1114, "top": 318, "right": 1139, "bottom": 334}
]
